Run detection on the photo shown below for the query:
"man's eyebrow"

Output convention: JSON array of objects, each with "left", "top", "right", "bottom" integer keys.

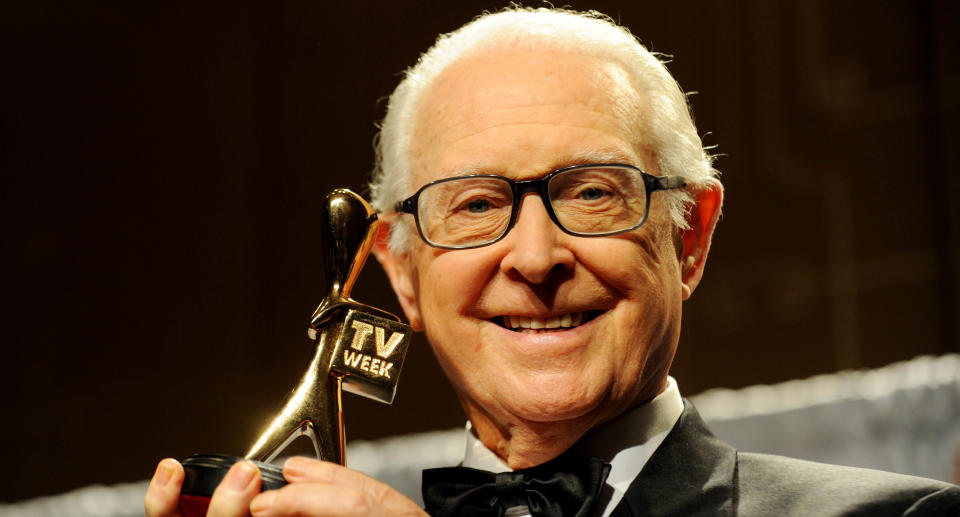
[
  {"left": 437, "top": 165, "right": 486, "bottom": 178},
  {"left": 437, "top": 148, "right": 638, "bottom": 178},
  {"left": 557, "top": 148, "right": 636, "bottom": 166}
]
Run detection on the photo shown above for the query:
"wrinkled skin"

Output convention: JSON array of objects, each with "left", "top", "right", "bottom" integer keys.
[{"left": 375, "top": 47, "right": 722, "bottom": 469}]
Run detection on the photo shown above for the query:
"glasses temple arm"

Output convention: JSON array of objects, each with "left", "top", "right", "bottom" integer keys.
[{"left": 651, "top": 175, "right": 687, "bottom": 191}]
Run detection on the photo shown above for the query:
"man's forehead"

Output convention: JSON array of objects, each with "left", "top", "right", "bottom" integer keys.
[
  {"left": 420, "top": 47, "right": 639, "bottom": 117},
  {"left": 409, "top": 47, "right": 650, "bottom": 180}
]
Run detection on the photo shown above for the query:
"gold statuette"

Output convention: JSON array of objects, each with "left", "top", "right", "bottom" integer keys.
[
  {"left": 178, "top": 189, "right": 411, "bottom": 516},
  {"left": 245, "top": 188, "right": 412, "bottom": 465}
]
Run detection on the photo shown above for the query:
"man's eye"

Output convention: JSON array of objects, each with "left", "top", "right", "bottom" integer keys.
[
  {"left": 579, "top": 187, "right": 608, "bottom": 201},
  {"left": 464, "top": 198, "right": 491, "bottom": 213}
]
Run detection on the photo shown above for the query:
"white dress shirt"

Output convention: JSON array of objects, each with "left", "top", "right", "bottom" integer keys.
[{"left": 461, "top": 377, "right": 685, "bottom": 517}]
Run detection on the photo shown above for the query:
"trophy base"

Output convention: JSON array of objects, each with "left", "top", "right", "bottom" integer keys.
[{"left": 180, "top": 454, "right": 287, "bottom": 516}]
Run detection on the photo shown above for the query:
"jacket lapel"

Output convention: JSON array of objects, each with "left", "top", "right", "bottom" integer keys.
[{"left": 609, "top": 399, "right": 737, "bottom": 517}]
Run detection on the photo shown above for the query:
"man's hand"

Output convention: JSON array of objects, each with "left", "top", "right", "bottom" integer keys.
[
  {"left": 250, "top": 457, "right": 427, "bottom": 516},
  {"left": 144, "top": 457, "right": 428, "bottom": 517},
  {"left": 144, "top": 458, "right": 262, "bottom": 517}
]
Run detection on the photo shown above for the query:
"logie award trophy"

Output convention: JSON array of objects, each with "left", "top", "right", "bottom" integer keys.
[{"left": 177, "top": 189, "right": 412, "bottom": 516}]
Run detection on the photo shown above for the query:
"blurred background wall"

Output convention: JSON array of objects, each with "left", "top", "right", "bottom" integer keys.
[{"left": 2, "top": 0, "right": 957, "bottom": 503}]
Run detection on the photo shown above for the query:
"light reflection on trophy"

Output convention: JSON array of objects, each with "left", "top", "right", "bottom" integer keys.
[{"left": 178, "top": 189, "right": 412, "bottom": 515}]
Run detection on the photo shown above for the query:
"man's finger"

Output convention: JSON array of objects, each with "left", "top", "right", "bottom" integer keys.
[
  {"left": 250, "top": 482, "right": 426, "bottom": 517},
  {"left": 281, "top": 457, "right": 384, "bottom": 492},
  {"left": 251, "top": 483, "right": 370, "bottom": 517},
  {"left": 248, "top": 457, "right": 426, "bottom": 516},
  {"left": 144, "top": 458, "right": 186, "bottom": 517},
  {"left": 207, "top": 461, "right": 262, "bottom": 517}
]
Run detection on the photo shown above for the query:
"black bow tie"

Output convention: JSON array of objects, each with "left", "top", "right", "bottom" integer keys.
[{"left": 422, "top": 454, "right": 611, "bottom": 517}]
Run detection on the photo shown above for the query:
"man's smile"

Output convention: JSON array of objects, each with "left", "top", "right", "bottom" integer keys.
[{"left": 491, "top": 311, "right": 604, "bottom": 333}]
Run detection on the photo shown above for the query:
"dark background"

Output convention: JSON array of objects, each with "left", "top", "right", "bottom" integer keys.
[{"left": 2, "top": 0, "right": 957, "bottom": 503}]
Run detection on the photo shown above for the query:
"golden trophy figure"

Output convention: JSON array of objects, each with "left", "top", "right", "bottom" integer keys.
[{"left": 177, "top": 189, "right": 412, "bottom": 516}]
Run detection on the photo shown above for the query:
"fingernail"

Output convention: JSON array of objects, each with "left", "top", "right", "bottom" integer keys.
[
  {"left": 228, "top": 461, "right": 257, "bottom": 491},
  {"left": 155, "top": 459, "right": 175, "bottom": 486},
  {"left": 283, "top": 456, "right": 311, "bottom": 477},
  {"left": 251, "top": 490, "right": 276, "bottom": 514}
]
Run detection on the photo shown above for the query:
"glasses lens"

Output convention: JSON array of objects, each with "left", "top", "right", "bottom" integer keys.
[
  {"left": 417, "top": 177, "right": 513, "bottom": 247},
  {"left": 548, "top": 166, "right": 648, "bottom": 235}
]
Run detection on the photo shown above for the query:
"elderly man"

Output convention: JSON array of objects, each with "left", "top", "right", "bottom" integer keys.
[{"left": 146, "top": 7, "right": 959, "bottom": 517}]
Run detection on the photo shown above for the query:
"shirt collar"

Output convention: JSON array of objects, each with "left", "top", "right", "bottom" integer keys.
[
  {"left": 575, "top": 376, "right": 684, "bottom": 511},
  {"left": 462, "top": 421, "right": 513, "bottom": 472}
]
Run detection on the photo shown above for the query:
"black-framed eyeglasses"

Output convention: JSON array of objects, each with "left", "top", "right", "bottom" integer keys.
[{"left": 394, "top": 163, "right": 686, "bottom": 250}]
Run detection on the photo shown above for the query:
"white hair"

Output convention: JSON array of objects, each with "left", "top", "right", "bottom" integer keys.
[{"left": 370, "top": 7, "right": 718, "bottom": 252}]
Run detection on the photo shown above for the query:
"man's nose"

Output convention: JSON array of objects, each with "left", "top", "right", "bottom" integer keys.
[{"left": 498, "top": 194, "right": 575, "bottom": 283}]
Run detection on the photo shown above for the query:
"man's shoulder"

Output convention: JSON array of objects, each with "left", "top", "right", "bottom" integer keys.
[{"left": 736, "top": 451, "right": 960, "bottom": 516}]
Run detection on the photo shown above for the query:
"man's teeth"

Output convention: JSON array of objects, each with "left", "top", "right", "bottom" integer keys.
[{"left": 505, "top": 312, "right": 584, "bottom": 330}]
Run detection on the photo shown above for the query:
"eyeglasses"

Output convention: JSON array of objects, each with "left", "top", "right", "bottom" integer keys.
[{"left": 394, "top": 163, "right": 686, "bottom": 249}]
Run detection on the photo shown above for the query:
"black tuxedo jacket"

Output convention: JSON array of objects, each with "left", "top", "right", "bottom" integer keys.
[{"left": 607, "top": 400, "right": 960, "bottom": 516}]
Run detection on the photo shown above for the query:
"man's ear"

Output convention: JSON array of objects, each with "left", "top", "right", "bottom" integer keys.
[
  {"left": 679, "top": 178, "right": 723, "bottom": 301},
  {"left": 372, "top": 221, "right": 424, "bottom": 330}
]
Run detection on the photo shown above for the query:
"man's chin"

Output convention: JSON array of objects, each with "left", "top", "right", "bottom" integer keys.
[{"left": 496, "top": 381, "right": 611, "bottom": 425}]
